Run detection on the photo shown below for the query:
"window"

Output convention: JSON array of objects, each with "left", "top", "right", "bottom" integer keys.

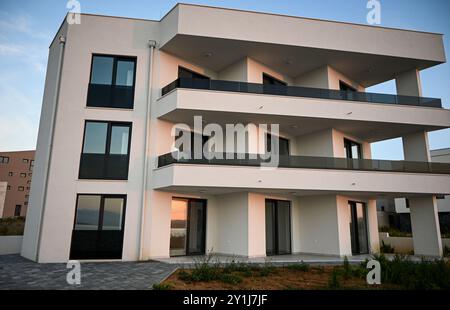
[
  {"left": 14, "top": 205, "right": 21, "bottom": 217},
  {"left": 344, "top": 139, "right": 362, "bottom": 159},
  {"left": 30, "top": 160, "right": 34, "bottom": 166},
  {"left": 178, "top": 66, "right": 209, "bottom": 80},
  {"left": 24, "top": 201, "right": 28, "bottom": 206},
  {"left": 8, "top": 172, "right": 13, "bottom": 176},
  {"left": 20, "top": 173, "right": 26, "bottom": 178},
  {"left": 436, "top": 195, "right": 445, "bottom": 200},
  {"left": 405, "top": 198, "right": 410, "bottom": 208},
  {"left": 27, "top": 180, "right": 31, "bottom": 184},
  {"left": 28, "top": 173, "right": 32, "bottom": 177},
  {"left": 87, "top": 55, "right": 136, "bottom": 109},
  {"left": 79, "top": 121, "right": 132, "bottom": 180},
  {"left": 18, "top": 186, "right": 24, "bottom": 191},
  {"left": 26, "top": 187, "right": 30, "bottom": 190},
  {"left": 266, "top": 133, "right": 290, "bottom": 156},
  {"left": 70, "top": 194, "right": 127, "bottom": 259},
  {"left": 263, "top": 73, "right": 287, "bottom": 86},
  {"left": 7, "top": 185, "right": 11, "bottom": 190},
  {"left": 22, "top": 158, "right": 29, "bottom": 163},
  {"left": 0, "top": 156, "right": 9, "bottom": 164},
  {"left": 339, "top": 81, "right": 357, "bottom": 92}
]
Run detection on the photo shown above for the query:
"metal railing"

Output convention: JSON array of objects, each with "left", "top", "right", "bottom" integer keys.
[
  {"left": 157, "top": 152, "right": 450, "bottom": 174},
  {"left": 161, "top": 78, "right": 442, "bottom": 108}
]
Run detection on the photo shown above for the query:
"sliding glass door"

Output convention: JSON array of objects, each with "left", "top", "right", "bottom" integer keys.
[
  {"left": 170, "top": 198, "right": 206, "bottom": 256},
  {"left": 265, "top": 199, "right": 291, "bottom": 255},
  {"left": 349, "top": 201, "right": 369, "bottom": 255}
]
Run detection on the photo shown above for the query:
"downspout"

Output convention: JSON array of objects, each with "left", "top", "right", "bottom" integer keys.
[
  {"left": 139, "top": 40, "right": 157, "bottom": 260},
  {"left": 35, "top": 35, "right": 66, "bottom": 262}
]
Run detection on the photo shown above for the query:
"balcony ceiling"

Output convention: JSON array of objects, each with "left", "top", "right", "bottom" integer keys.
[{"left": 161, "top": 34, "right": 443, "bottom": 87}]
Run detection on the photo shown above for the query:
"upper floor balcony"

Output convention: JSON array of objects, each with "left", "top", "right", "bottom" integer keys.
[
  {"left": 162, "top": 77, "right": 442, "bottom": 108},
  {"left": 154, "top": 152, "right": 450, "bottom": 196},
  {"left": 157, "top": 78, "right": 450, "bottom": 143}
]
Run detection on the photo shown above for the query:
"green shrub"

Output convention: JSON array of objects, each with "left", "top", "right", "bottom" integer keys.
[
  {"left": 152, "top": 283, "right": 172, "bottom": 290},
  {"left": 219, "top": 273, "right": 243, "bottom": 285},
  {"left": 380, "top": 240, "right": 395, "bottom": 254},
  {"left": 287, "top": 261, "right": 310, "bottom": 272},
  {"left": 328, "top": 269, "right": 341, "bottom": 289},
  {"left": 444, "top": 246, "right": 450, "bottom": 258},
  {"left": 370, "top": 254, "right": 450, "bottom": 289},
  {"left": 0, "top": 216, "right": 25, "bottom": 236}
]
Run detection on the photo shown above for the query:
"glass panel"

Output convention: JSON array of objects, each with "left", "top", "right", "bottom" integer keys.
[
  {"left": 110, "top": 125, "right": 129, "bottom": 155},
  {"left": 115, "top": 60, "right": 135, "bottom": 86},
  {"left": 352, "top": 144, "right": 361, "bottom": 159},
  {"left": 356, "top": 203, "right": 369, "bottom": 254},
  {"left": 170, "top": 199, "right": 188, "bottom": 256},
  {"left": 91, "top": 56, "right": 113, "bottom": 85},
  {"left": 74, "top": 195, "right": 101, "bottom": 230},
  {"left": 276, "top": 201, "right": 291, "bottom": 254},
  {"left": 188, "top": 200, "right": 206, "bottom": 254},
  {"left": 102, "top": 197, "right": 124, "bottom": 230},
  {"left": 83, "top": 122, "right": 107, "bottom": 154},
  {"left": 265, "top": 201, "right": 275, "bottom": 255}
]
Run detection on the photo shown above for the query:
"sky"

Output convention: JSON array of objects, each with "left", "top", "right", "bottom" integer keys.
[{"left": 0, "top": 0, "right": 449, "bottom": 160}]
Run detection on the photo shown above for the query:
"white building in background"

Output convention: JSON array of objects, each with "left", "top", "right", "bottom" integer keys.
[
  {"left": 395, "top": 148, "right": 450, "bottom": 214},
  {"left": 21, "top": 4, "right": 450, "bottom": 262}
]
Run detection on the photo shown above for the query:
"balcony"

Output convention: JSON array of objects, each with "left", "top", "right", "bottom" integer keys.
[
  {"left": 158, "top": 152, "right": 450, "bottom": 174},
  {"left": 154, "top": 153, "right": 450, "bottom": 195},
  {"left": 161, "top": 78, "right": 442, "bottom": 108},
  {"left": 87, "top": 84, "right": 135, "bottom": 109}
]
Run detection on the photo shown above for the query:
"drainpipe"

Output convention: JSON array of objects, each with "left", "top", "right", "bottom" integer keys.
[
  {"left": 35, "top": 35, "right": 66, "bottom": 262},
  {"left": 139, "top": 40, "right": 157, "bottom": 260}
]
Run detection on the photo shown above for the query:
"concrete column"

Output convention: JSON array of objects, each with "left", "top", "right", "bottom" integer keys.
[
  {"left": 395, "top": 69, "right": 422, "bottom": 97},
  {"left": 247, "top": 193, "right": 266, "bottom": 257},
  {"left": 402, "top": 131, "right": 431, "bottom": 162},
  {"left": 409, "top": 196, "right": 443, "bottom": 257},
  {"left": 366, "top": 199, "right": 380, "bottom": 254}
]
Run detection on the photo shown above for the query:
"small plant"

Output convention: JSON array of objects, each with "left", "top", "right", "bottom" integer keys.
[
  {"left": 328, "top": 268, "right": 341, "bottom": 289},
  {"left": 152, "top": 282, "right": 172, "bottom": 290},
  {"left": 219, "top": 273, "right": 243, "bottom": 285},
  {"left": 287, "top": 261, "right": 310, "bottom": 272},
  {"left": 380, "top": 240, "right": 395, "bottom": 254},
  {"left": 342, "top": 256, "right": 351, "bottom": 279}
]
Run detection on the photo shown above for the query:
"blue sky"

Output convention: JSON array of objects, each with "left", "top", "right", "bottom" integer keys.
[{"left": 0, "top": 0, "right": 449, "bottom": 159}]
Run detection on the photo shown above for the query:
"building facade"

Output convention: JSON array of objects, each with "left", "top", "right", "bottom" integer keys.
[
  {"left": 21, "top": 4, "right": 450, "bottom": 262},
  {"left": 0, "top": 151, "right": 35, "bottom": 218}
]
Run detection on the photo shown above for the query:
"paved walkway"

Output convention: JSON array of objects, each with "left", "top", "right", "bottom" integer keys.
[{"left": 0, "top": 255, "right": 177, "bottom": 290}]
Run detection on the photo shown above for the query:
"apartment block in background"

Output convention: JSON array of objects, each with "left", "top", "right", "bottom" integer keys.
[
  {"left": 0, "top": 151, "right": 35, "bottom": 218},
  {"left": 21, "top": 4, "right": 450, "bottom": 262}
]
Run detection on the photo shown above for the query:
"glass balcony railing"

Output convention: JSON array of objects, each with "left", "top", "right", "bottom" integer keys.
[
  {"left": 161, "top": 78, "right": 442, "bottom": 108},
  {"left": 157, "top": 152, "right": 450, "bottom": 175}
]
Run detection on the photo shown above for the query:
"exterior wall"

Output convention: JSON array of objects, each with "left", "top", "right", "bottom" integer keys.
[
  {"left": 0, "top": 151, "right": 35, "bottom": 218},
  {"left": 0, "top": 182, "right": 6, "bottom": 217},
  {"left": 21, "top": 22, "right": 68, "bottom": 261},
  {"left": 0, "top": 236, "right": 23, "bottom": 255},
  {"left": 294, "top": 65, "right": 364, "bottom": 91},
  {"left": 293, "top": 129, "right": 334, "bottom": 157},
  {"left": 379, "top": 232, "right": 450, "bottom": 254}
]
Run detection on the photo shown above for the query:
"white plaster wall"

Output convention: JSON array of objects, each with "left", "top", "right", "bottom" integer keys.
[
  {"left": 247, "top": 193, "right": 266, "bottom": 257},
  {"left": 297, "top": 195, "right": 341, "bottom": 255},
  {"left": 218, "top": 58, "right": 247, "bottom": 82},
  {"left": 0, "top": 236, "right": 23, "bottom": 255},
  {"left": 294, "top": 66, "right": 329, "bottom": 89},
  {"left": 215, "top": 192, "right": 249, "bottom": 256},
  {"left": 247, "top": 58, "right": 293, "bottom": 84},
  {"left": 293, "top": 129, "right": 334, "bottom": 157},
  {"left": 332, "top": 129, "right": 372, "bottom": 159}
]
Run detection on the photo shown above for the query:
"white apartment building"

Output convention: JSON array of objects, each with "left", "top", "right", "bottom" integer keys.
[{"left": 21, "top": 4, "right": 450, "bottom": 262}]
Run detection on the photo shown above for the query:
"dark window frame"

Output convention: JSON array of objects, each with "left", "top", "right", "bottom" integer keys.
[
  {"left": 339, "top": 80, "right": 357, "bottom": 92},
  {"left": 344, "top": 138, "right": 363, "bottom": 159},
  {"left": 14, "top": 205, "right": 21, "bottom": 217},
  {"left": 348, "top": 200, "right": 369, "bottom": 255},
  {"left": 87, "top": 54, "right": 137, "bottom": 109},
  {"left": 266, "top": 133, "right": 290, "bottom": 156},
  {"left": 18, "top": 186, "right": 24, "bottom": 191},
  {"left": 262, "top": 73, "right": 287, "bottom": 86},
  {"left": 79, "top": 120, "right": 132, "bottom": 180},
  {"left": 178, "top": 66, "right": 210, "bottom": 80},
  {"left": 265, "top": 199, "right": 292, "bottom": 256}
]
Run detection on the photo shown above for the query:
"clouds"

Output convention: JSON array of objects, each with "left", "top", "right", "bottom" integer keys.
[{"left": 0, "top": 11, "right": 51, "bottom": 151}]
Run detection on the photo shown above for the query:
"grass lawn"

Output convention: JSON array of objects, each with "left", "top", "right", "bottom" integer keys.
[
  {"left": 155, "top": 255, "right": 450, "bottom": 290},
  {"left": 0, "top": 217, "right": 25, "bottom": 236}
]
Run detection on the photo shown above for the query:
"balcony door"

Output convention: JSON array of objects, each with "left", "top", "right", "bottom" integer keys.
[
  {"left": 170, "top": 198, "right": 206, "bottom": 256},
  {"left": 266, "top": 199, "right": 291, "bottom": 255},
  {"left": 348, "top": 201, "right": 369, "bottom": 255}
]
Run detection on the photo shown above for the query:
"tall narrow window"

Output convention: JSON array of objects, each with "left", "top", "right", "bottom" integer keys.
[
  {"left": 71, "top": 194, "right": 126, "bottom": 259},
  {"left": 266, "top": 133, "right": 290, "bottom": 156},
  {"left": 14, "top": 205, "right": 21, "bottom": 217},
  {"left": 87, "top": 55, "right": 136, "bottom": 109},
  {"left": 79, "top": 121, "right": 132, "bottom": 180}
]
